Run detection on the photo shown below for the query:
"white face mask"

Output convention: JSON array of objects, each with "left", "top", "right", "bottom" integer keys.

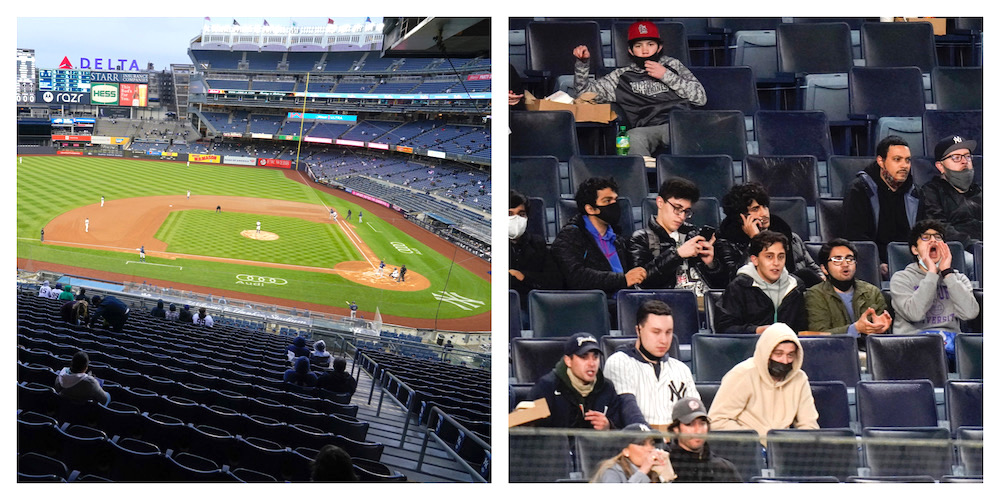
[{"left": 508, "top": 214, "right": 528, "bottom": 240}]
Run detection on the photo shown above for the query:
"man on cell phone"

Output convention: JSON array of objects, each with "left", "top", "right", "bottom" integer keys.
[
  {"left": 716, "top": 182, "right": 824, "bottom": 287},
  {"left": 629, "top": 178, "right": 729, "bottom": 294}
]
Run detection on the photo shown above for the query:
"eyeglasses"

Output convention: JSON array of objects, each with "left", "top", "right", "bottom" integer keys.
[
  {"left": 919, "top": 233, "right": 945, "bottom": 242},
  {"left": 666, "top": 200, "right": 693, "bottom": 219},
  {"left": 944, "top": 153, "right": 973, "bottom": 163},
  {"left": 828, "top": 255, "right": 856, "bottom": 265}
]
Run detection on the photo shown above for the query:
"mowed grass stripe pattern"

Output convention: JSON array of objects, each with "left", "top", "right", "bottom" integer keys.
[
  {"left": 17, "top": 156, "right": 491, "bottom": 321},
  {"left": 154, "top": 210, "right": 360, "bottom": 268}
]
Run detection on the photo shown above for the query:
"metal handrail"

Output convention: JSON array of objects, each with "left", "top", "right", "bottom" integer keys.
[{"left": 416, "top": 405, "right": 490, "bottom": 483}]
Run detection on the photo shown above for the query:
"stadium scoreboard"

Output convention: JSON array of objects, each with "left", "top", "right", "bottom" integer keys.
[
  {"left": 39, "top": 69, "right": 92, "bottom": 93},
  {"left": 32, "top": 69, "right": 148, "bottom": 106}
]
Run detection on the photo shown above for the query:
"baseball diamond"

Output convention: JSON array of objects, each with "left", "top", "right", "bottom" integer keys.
[{"left": 17, "top": 156, "right": 490, "bottom": 331}]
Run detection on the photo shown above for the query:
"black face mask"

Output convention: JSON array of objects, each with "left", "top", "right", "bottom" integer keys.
[
  {"left": 594, "top": 201, "right": 621, "bottom": 227},
  {"left": 628, "top": 47, "right": 663, "bottom": 68},
  {"left": 768, "top": 359, "right": 794, "bottom": 379},
  {"left": 827, "top": 275, "right": 855, "bottom": 292}
]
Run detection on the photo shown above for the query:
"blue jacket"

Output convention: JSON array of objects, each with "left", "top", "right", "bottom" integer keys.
[{"left": 527, "top": 358, "right": 646, "bottom": 429}]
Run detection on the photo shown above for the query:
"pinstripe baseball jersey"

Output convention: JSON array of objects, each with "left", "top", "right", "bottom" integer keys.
[{"left": 604, "top": 345, "right": 700, "bottom": 425}]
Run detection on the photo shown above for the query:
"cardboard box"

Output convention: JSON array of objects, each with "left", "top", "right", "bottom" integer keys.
[
  {"left": 523, "top": 90, "right": 618, "bottom": 124},
  {"left": 894, "top": 17, "right": 947, "bottom": 36},
  {"left": 508, "top": 397, "right": 551, "bottom": 427}
]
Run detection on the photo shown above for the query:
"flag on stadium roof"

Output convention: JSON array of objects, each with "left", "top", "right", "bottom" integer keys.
[
  {"left": 263, "top": 20, "right": 269, "bottom": 26},
  {"left": 233, "top": 19, "right": 240, "bottom": 26},
  {"left": 328, "top": 18, "right": 334, "bottom": 24},
  {"left": 365, "top": 17, "right": 372, "bottom": 23}
]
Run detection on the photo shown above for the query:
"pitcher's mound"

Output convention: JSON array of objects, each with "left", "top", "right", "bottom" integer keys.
[{"left": 241, "top": 230, "right": 279, "bottom": 241}]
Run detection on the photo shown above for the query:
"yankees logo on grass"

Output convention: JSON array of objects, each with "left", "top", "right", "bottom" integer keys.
[{"left": 236, "top": 274, "right": 288, "bottom": 286}]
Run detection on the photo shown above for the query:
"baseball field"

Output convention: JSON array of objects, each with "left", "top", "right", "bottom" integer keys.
[{"left": 16, "top": 155, "right": 491, "bottom": 331}]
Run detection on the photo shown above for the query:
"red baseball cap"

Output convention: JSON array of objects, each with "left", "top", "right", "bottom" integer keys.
[{"left": 627, "top": 21, "right": 661, "bottom": 44}]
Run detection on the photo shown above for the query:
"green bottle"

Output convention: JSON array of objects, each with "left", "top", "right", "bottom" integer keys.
[{"left": 615, "top": 126, "right": 630, "bottom": 156}]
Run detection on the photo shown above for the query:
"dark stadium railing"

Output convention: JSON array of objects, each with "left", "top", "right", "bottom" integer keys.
[{"left": 417, "top": 406, "right": 490, "bottom": 482}]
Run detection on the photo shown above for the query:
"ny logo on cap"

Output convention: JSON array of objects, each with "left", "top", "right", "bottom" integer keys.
[
  {"left": 688, "top": 400, "right": 701, "bottom": 411},
  {"left": 577, "top": 335, "right": 598, "bottom": 346},
  {"left": 953, "top": 136, "right": 965, "bottom": 144},
  {"left": 638, "top": 24, "right": 648, "bottom": 34}
]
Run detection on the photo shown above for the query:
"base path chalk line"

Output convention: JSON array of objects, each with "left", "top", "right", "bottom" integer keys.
[
  {"left": 336, "top": 219, "right": 376, "bottom": 270},
  {"left": 366, "top": 222, "right": 379, "bottom": 232},
  {"left": 126, "top": 260, "right": 183, "bottom": 270}
]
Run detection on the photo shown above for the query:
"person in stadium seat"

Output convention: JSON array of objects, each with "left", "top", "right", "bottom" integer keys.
[
  {"left": 804, "top": 238, "right": 891, "bottom": 347},
  {"left": 55, "top": 351, "right": 111, "bottom": 405},
  {"left": 287, "top": 336, "right": 311, "bottom": 361},
  {"left": 87, "top": 295, "right": 131, "bottom": 333},
  {"left": 714, "top": 231, "right": 808, "bottom": 334},
  {"left": 889, "top": 219, "right": 979, "bottom": 364},
  {"left": 193, "top": 307, "right": 214, "bottom": 327},
  {"left": 716, "top": 182, "right": 823, "bottom": 287},
  {"left": 284, "top": 356, "right": 319, "bottom": 388},
  {"left": 60, "top": 299, "right": 89, "bottom": 326},
  {"left": 310, "top": 340, "right": 333, "bottom": 369},
  {"left": 178, "top": 304, "right": 193, "bottom": 323},
  {"left": 310, "top": 444, "right": 358, "bottom": 482},
  {"left": 604, "top": 300, "right": 699, "bottom": 430},
  {"left": 48, "top": 282, "right": 62, "bottom": 299},
  {"left": 843, "top": 135, "right": 919, "bottom": 279},
  {"left": 708, "top": 323, "right": 818, "bottom": 443},
  {"left": 509, "top": 189, "right": 558, "bottom": 317},
  {"left": 572, "top": 20, "right": 706, "bottom": 158},
  {"left": 38, "top": 280, "right": 52, "bottom": 298},
  {"left": 591, "top": 423, "right": 673, "bottom": 483},
  {"left": 551, "top": 176, "right": 647, "bottom": 317},
  {"left": 665, "top": 397, "right": 742, "bottom": 482},
  {"left": 629, "top": 178, "right": 728, "bottom": 293},
  {"left": 75, "top": 287, "right": 88, "bottom": 302},
  {"left": 316, "top": 357, "right": 357, "bottom": 397},
  {"left": 165, "top": 303, "right": 180, "bottom": 321},
  {"left": 150, "top": 299, "right": 167, "bottom": 319},
  {"left": 527, "top": 332, "right": 647, "bottom": 430},
  {"left": 917, "top": 135, "right": 982, "bottom": 251},
  {"left": 58, "top": 284, "right": 75, "bottom": 301}
]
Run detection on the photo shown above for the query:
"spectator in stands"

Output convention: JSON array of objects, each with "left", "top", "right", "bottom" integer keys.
[
  {"left": 843, "top": 135, "right": 919, "bottom": 279},
  {"left": 75, "top": 287, "right": 88, "bottom": 302},
  {"left": 60, "top": 299, "right": 89, "bottom": 326},
  {"left": 284, "top": 356, "right": 318, "bottom": 388},
  {"left": 509, "top": 63, "right": 525, "bottom": 110},
  {"left": 150, "top": 299, "right": 167, "bottom": 318},
  {"left": 665, "top": 397, "right": 742, "bottom": 482},
  {"left": 591, "top": 423, "right": 673, "bottom": 483},
  {"left": 572, "top": 21, "right": 706, "bottom": 159},
  {"left": 708, "top": 323, "right": 818, "bottom": 443},
  {"left": 287, "top": 336, "right": 311, "bottom": 361},
  {"left": 165, "top": 303, "right": 180, "bottom": 321},
  {"left": 889, "top": 219, "right": 979, "bottom": 364},
  {"left": 310, "top": 444, "right": 358, "bottom": 482},
  {"left": 88, "top": 295, "right": 130, "bottom": 333},
  {"left": 804, "top": 239, "right": 891, "bottom": 346},
  {"left": 717, "top": 182, "right": 823, "bottom": 287},
  {"left": 38, "top": 280, "right": 52, "bottom": 298},
  {"left": 58, "top": 284, "right": 75, "bottom": 301},
  {"left": 310, "top": 340, "right": 333, "bottom": 368},
  {"left": 509, "top": 190, "right": 557, "bottom": 319},
  {"left": 55, "top": 351, "right": 111, "bottom": 405},
  {"left": 917, "top": 135, "right": 982, "bottom": 251},
  {"left": 551, "top": 176, "right": 647, "bottom": 318},
  {"left": 316, "top": 357, "right": 357, "bottom": 397},
  {"left": 193, "top": 307, "right": 214, "bottom": 327},
  {"left": 178, "top": 304, "right": 193, "bottom": 323},
  {"left": 604, "top": 300, "right": 699, "bottom": 430},
  {"left": 48, "top": 283, "right": 62, "bottom": 299},
  {"left": 714, "top": 231, "right": 808, "bottom": 334},
  {"left": 527, "top": 332, "right": 647, "bottom": 430},
  {"left": 629, "top": 178, "right": 728, "bottom": 293}
]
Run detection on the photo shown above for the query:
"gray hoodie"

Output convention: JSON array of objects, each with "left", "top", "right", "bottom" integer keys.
[
  {"left": 889, "top": 262, "right": 980, "bottom": 334},
  {"left": 55, "top": 368, "right": 109, "bottom": 403},
  {"left": 737, "top": 263, "right": 798, "bottom": 315}
]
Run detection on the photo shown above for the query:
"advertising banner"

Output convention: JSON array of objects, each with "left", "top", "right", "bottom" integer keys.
[
  {"left": 335, "top": 139, "right": 364, "bottom": 147},
  {"left": 56, "top": 150, "right": 84, "bottom": 156},
  {"left": 188, "top": 154, "right": 221, "bottom": 163},
  {"left": 223, "top": 156, "right": 258, "bottom": 166},
  {"left": 52, "top": 135, "right": 91, "bottom": 141},
  {"left": 90, "top": 136, "right": 131, "bottom": 145},
  {"left": 257, "top": 158, "right": 292, "bottom": 169},
  {"left": 395, "top": 145, "right": 414, "bottom": 154},
  {"left": 287, "top": 112, "right": 357, "bottom": 122},
  {"left": 427, "top": 150, "right": 447, "bottom": 159},
  {"left": 118, "top": 83, "right": 148, "bottom": 106},
  {"left": 304, "top": 137, "right": 333, "bottom": 144},
  {"left": 90, "top": 71, "right": 149, "bottom": 84},
  {"left": 368, "top": 143, "right": 389, "bottom": 150},
  {"left": 467, "top": 73, "right": 492, "bottom": 81},
  {"left": 37, "top": 91, "right": 91, "bottom": 105}
]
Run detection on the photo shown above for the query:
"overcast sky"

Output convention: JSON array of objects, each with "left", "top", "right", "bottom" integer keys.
[{"left": 17, "top": 17, "right": 382, "bottom": 71}]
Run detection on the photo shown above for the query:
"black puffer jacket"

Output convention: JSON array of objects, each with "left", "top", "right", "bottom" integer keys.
[
  {"left": 715, "top": 214, "right": 822, "bottom": 286},
  {"left": 550, "top": 214, "right": 635, "bottom": 295},
  {"left": 629, "top": 217, "right": 729, "bottom": 289},
  {"left": 667, "top": 438, "right": 743, "bottom": 483}
]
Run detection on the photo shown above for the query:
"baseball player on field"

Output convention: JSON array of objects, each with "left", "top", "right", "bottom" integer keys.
[{"left": 256, "top": 220, "right": 261, "bottom": 235}]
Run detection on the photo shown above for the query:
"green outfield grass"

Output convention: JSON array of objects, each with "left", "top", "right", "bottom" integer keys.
[{"left": 17, "top": 156, "right": 490, "bottom": 322}]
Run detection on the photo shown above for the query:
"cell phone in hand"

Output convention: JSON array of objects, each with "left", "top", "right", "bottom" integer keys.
[{"left": 698, "top": 225, "right": 716, "bottom": 241}]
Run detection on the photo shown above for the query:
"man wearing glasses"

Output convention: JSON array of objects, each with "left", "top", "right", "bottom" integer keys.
[
  {"left": 889, "top": 220, "right": 979, "bottom": 362},
  {"left": 918, "top": 135, "right": 982, "bottom": 251},
  {"left": 804, "top": 238, "right": 891, "bottom": 347},
  {"left": 629, "top": 178, "right": 729, "bottom": 292}
]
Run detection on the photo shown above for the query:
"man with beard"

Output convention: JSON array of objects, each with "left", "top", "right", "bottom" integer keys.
[
  {"left": 665, "top": 397, "right": 742, "bottom": 482},
  {"left": 716, "top": 182, "right": 824, "bottom": 287},
  {"left": 551, "top": 176, "right": 647, "bottom": 315},
  {"left": 571, "top": 21, "right": 706, "bottom": 158},
  {"left": 604, "top": 300, "right": 699, "bottom": 430},
  {"left": 708, "top": 323, "right": 819, "bottom": 444},
  {"left": 918, "top": 135, "right": 982, "bottom": 251},
  {"left": 804, "top": 238, "right": 892, "bottom": 348},
  {"left": 889, "top": 219, "right": 979, "bottom": 363},
  {"left": 843, "top": 135, "right": 920, "bottom": 279}
]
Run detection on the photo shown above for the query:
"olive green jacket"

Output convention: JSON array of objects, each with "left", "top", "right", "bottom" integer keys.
[{"left": 804, "top": 279, "right": 887, "bottom": 335}]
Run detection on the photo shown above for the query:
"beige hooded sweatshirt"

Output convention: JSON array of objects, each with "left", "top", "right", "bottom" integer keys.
[{"left": 707, "top": 323, "right": 819, "bottom": 444}]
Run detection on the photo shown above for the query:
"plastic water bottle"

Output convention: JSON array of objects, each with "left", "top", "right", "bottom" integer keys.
[{"left": 615, "top": 126, "right": 630, "bottom": 156}]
